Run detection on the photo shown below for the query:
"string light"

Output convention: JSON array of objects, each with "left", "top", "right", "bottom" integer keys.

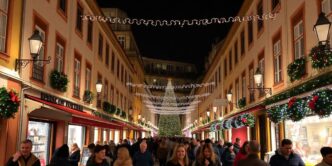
[
  {"left": 126, "top": 82, "right": 215, "bottom": 89},
  {"left": 135, "top": 92, "right": 210, "bottom": 99},
  {"left": 143, "top": 100, "right": 201, "bottom": 106},
  {"left": 82, "top": 12, "right": 278, "bottom": 27}
]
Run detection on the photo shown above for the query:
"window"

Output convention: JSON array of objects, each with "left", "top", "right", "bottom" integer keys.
[
  {"left": 258, "top": 56, "right": 265, "bottom": 96},
  {"left": 235, "top": 79, "right": 240, "bottom": 104},
  {"left": 0, "top": 0, "right": 8, "bottom": 53},
  {"left": 116, "top": 90, "right": 119, "bottom": 106},
  {"left": 98, "top": 33, "right": 103, "bottom": 59},
  {"left": 118, "top": 36, "right": 125, "bottom": 48},
  {"left": 242, "top": 73, "right": 246, "bottom": 98},
  {"left": 121, "top": 64, "right": 124, "bottom": 82},
  {"left": 111, "top": 53, "right": 115, "bottom": 72},
  {"left": 32, "top": 26, "right": 46, "bottom": 82},
  {"left": 110, "top": 85, "right": 114, "bottom": 104},
  {"left": 97, "top": 74, "right": 102, "bottom": 108},
  {"left": 257, "top": 0, "right": 263, "bottom": 32},
  {"left": 105, "top": 43, "right": 109, "bottom": 66},
  {"left": 55, "top": 42, "right": 64, "bottom": 73},
  {"left": 58, "top": 0, "right": 67, "bottom": 15},
  {"left": 75, "top": 2, "right": 83, "bottom": 33},
  {"left": 73, "top": 56, "right": 81, "bottom": 97},
  {"left": 293, "top": 20, "right": 304, "bottom": 59},
  {"left": 248, "top": 20, "right": 253, "bottom": 45},
  {"left": 87, "top": 20, "right": 93, "bottom": 44},
  {"left": 322, "top": 0, "right": 332, "bottom": 14},
  {"left": 167, "top": 64, "right": 172, "bottom": 72},
  {"left": 218, "top": 66, "right": 221, "bottom": 82},
  {"left": 116, "top": 59, "right": 120, "bottom": 78},
  {"left": 85, "top": 65, "right": 91, "bottom": 91},
  {"left": 273, "top": 39, "right": 282, "bottom": 84},
  {"left": 104, "top": 80, "right": 108, "bottom": 101},
  {"left": 272, "top": 0, "right": 280, "bottom": 10},
  {"left": 241, "top": 30, "right": 245, "bottom": 55},
  {"left": 224, "top": 58, "right": 227, "bottom": 78},
  {"left": 229, "top": 50, "right": 232, "bottom": 72},
  {"left": 249, "top": 66, "right": 254, "bottom": 102},
  {"left": 235, "top": 41, "right": 238, "bottom": 64}
]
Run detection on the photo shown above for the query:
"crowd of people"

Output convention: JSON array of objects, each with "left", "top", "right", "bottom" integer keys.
[{"left": 6, "top": 137, "right": 332, "bottom": 166}]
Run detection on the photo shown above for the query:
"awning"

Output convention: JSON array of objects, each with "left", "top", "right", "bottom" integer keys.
[{"left": 25, "top": 94, "right": 122, "bottom": 129}]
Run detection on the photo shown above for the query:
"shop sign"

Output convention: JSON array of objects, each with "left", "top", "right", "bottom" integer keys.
[
  {"left": 41, "top": 92, "right": 83, "bottom": 112},
  {"left": 213, "top": 99, "right": 228, "bottom": 106}
]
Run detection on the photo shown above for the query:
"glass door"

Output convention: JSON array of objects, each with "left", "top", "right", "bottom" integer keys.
[
  {"left": 68, "top": 125, "right": 85, "bottom": 150},
  {"left": 28, "top": 121, "right": 51, "bottom": 166}
]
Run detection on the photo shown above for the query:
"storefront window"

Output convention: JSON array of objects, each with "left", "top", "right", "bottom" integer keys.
[
  {"left": 114, "top": 130, "right": 120, "bottom": 145},
  {"left": 123, "top": 130, "right": 127, "bottom": 139},
  {"left": 94, "top": 127, "right": 99, "bottom": 144},
  {"left": 109, "top": 130, "right": 113, "bottom": 141},
  {"left": 103, "top": 129, "right": 107, "bottom": 143},
  {"left": 285, "top": 115, "right": 332, "bottom": 165},
  {"left": 28, "top": 121, "right": 51, "bottom": 166},
  {"left": 68, "top": 125, "right": 85, "bottom": 150}
]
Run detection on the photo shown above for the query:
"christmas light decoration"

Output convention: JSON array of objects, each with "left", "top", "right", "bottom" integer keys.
[
  {"left": 0, "top": 87, "right": 20, "bottom": 119},
  {"left": 309, "top": 45, "right": 332, "bottom": 69},
  {"left": 126, "top": 82, "right": 215, "bottom": 89},
  {"left": 82, "top": 12, "right": 277, "bottom": 27},
  {"left": 287, "top": 57, "right": 306, "bottom": 82},
  {"left": 135, "top": 92, "right": 210, "bottom": 100},
  {"left": 267, "top": 105, "right": 287, "bottom": 123},
  {"left": 287, "top": 97, "right": 308, "bottom": 122},
  {"left": 240, "top": 113, "right": 255, "bottom": 127},
  {"left": 308, "top": 88, "right": 332, "bottom": 118}
]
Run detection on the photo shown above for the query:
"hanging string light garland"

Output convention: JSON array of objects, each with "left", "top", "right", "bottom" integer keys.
[
  {"left": 135, "top": 92, "right": 210, "bottom": 100},
  {"left": 82, "top": 12, "right": 277, "bottom": 27},
  {"left": 143, "top": 100, "right": 201, "bottom": 106},
  {"left": 126, "top": 82, "right": 215, "bottom": 89}
]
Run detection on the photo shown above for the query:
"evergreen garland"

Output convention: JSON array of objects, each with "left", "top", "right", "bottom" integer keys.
[
  {"left": 287, "top": 97, "right": 308, "bottom": 122},
  {"left": 231, "top": 117, "right": 244, "bottom": 128},
  {"left": 210, "top": 123, "right": 216, "bottom": 132},
  {"left": 222, "top": 119, "right": 231, "bottom": 129},
  {"left": 240, "top": 113, "right": 255, "bottom": 127},
  {"left": 102, "top": 101, "right": 112, "bottom": 114},
  {"left": 287, "top": 57, "right": 306, "bottom": 82},
  {"left": 0, "top": 87, "right": 20, "bottom": 119},
  {"left": 267, "top": 105, "right": 287, "bottom": 123},
  {"left": 308, "top": 88, "right": 332, "bottom": 118},
  {"left": 49, "top": 70, "right": 69, "bottom": 92},
  {"left": 83, "top": 90, "right": 94, "bottom": 103},
  {"left": 309, "top": 45, "right": 332, "bottom": 69}
]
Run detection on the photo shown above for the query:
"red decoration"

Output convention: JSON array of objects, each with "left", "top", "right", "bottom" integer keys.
[
  {"left": 288, "top": 97, "right": 297, "bottom": 109},
  {"left": 9, "top": 91, "right": 19, "bottom": 104},
  {"left": 241, "top": 118, "right": 247, "bottom": 123}
]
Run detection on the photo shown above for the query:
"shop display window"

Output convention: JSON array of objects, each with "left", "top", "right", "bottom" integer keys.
[
  {"left": 114, "top": 130, "right": 120, "bottom": 145},
  {"left": 68, "top": 125, "right": 85, "bottom": 150},
  {"left": 103, "top": 129, "right": 107, "bottom": 143},
  {"left": 94, "top": 127, "right": 99, "bottom": 144},
  {"left": 285, "top": 115, "right": 332, "bottom": 165},
  {"left": 28, "top": 121, "right": 51, "bottom": 166}
]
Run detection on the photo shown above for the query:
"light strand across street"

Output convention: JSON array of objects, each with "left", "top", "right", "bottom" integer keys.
[
  {"left": 81, "top": 12, "right": 278, "bottom": 27},
  {"left": 143, "top": 100, "right": 201, "bottom": 106},
  {"left": 126, "top": 82, "right": 215, "bottom": 89},
  {"left": 135, "top": 92, "right": 210, "bottom": 100}
]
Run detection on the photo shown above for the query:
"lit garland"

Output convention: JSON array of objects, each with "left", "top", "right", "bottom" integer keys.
[
  {"left": 82, "top": 12, "right": 277, "bottom": 27},
  {"left": 127, "top": 82, "right": 215, "bottom": 89},
  {"left": 0, "top": 87, "right": 20, "bottom": 119},
  {"left": 287, "top": 57, "right": 306, "bottom": 82},
  {"left": 267, "top": 104, "right": 287, "bottom": 123},
  {"left": 222, "top": 119, "right": 231, "bottom": 129},
  {"left": 309, "top": 45, "right": 332, "bottom": 69},
  {"left": 238, "top": 97, "right": 246, "bottom": 109},
  {"left": 143, "top": 100, "right": 201, "bottom": 106},
  {"left": 287, "top": 97, "right": 308, "bottom": 122},
  {"left": 308, "top": 88, "right": 332, "bottom": 118},
  {"left": 231, "top": 117, "right": 244, "bottom": 128},
  {"left": 240, "top": 113, "right": 255, "bottom": 127},
  {"left": 135, "top": 92, "right": 210, "bottom": 100}
]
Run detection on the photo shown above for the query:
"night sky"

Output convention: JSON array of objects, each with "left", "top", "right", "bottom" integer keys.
[{"left": 97, "top": 0, "right": 244, "bottom": 72}]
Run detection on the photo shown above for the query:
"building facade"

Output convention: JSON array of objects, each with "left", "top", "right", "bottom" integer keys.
[{"left": 192, "top": 0, "right": 332, "bottom": 164}]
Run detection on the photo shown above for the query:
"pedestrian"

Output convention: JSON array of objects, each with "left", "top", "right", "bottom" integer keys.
[
  {"left": 269, "top": 139, "right": 305, "bottom": 166},
  {"left": 113, "top": 147, "right": 133, "bottom": 166},
  {"left": 86, "top": 145, "right": 109, "bottom": 166},
  {"left": 315, "top": 147, "right": 332, "bottom": 166},
  {"left": 103, "top": 145, "right": 112, "bottom": 165},
  {"left": 233, "top": 141, "right": 249, "bottom": 166},
  {"left": 6, "top": 139, "right": 41, "bottom": 166},
  {"left": 133, "top": 141, "right": 154, "bottom": 166},
  {"left": 237, "top": 141, "right": 267, "bottom": 166},
  {"left": 193, "top": 143, "right": 222, "bottom": 166},
  {"left": 49, "top": 144, "right": 70, "bottom": 166},
  {"left": 216, "top": 139, "right": 225, "bottom": 161},
  {"left": 233, "top": 138, "right": 241, "bottom": 154},
  {"left": 166, "top": 144, "right": 190, "bottom": 166},
  {"left": 220, "top": 142, "right": 235, "bottom": 166},
  {"left": 157, "top": 139, "right": 168, "bottom": 166},
  {"left": 69, "top": 143, "right": 81, "bottom": 166}
]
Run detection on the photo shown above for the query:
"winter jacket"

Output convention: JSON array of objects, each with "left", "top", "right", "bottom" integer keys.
[
  {"left": 233, "top": 143, "right": 240, "bottom": 154},
  {"left": 6, "top": 154, "right": 41, "bottom": 166},
  {"left": 237, "top": 154, "right": 267, "bottom": 166},
  {"left": 233, "top": 151, "right": 247, "bottom": 166},
  {"left": 69, "top": 150, "right": 81, "bottom": 166},
  {"left": 315, "top": 160, "right": 330, "bottom": 166},
  {"left": 220, "top": 149, "right": 235, "bottom": 166},
  {"left": 269, "top": 149, "right": 305, "bottom": 166},
  {"left": 133, "top": 151, "right": 154, "bottom": 166}
]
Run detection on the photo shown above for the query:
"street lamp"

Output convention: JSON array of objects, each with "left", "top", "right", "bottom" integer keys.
[
  {"left": 138, "top": 114, "right": 141, "bottom": 120},
  {"left": 248, "top": 68, "right": 272, "bottom": 95},
  {"left": 207, "top": 111, "right": 210, "bottom": 117},
  {"left": 314, "top": 12, "right": 331, "bottom": 46},
  {"left": 213, "top": 106, "right": 217, "bottom": 119},
  {"left": 15, "top": 30, "right": 51, "bottom": 71},
  {"left": 96, "top": 80, "right": 103, "bottom": 94}
]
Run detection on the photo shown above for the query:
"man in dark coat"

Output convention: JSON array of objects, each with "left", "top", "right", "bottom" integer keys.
[
  {"left": 233, "top": 138, "right": 241, "bottom": 154},
  {"left": 6, "top": 139, "right": 41, "bottom": 166},
  {"left": 133, "top": 141, "right": 154, "bottom": 166},
  {"left": 238, "top": 140, "right": 268, "bottom": 166},
  {"left": 269, "top": 139, "right": 305, "bottom": 166}
]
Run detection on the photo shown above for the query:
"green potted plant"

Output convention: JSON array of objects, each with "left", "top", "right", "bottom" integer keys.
[{"left": 50, "top": 70, "right": 68, "bottom": 92}]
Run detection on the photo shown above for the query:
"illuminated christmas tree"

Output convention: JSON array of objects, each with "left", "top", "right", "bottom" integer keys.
[{"left": 158, "top": 79, "right": 182, "bottom": 136}]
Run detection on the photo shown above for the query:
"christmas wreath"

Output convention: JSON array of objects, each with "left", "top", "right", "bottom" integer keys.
[
  {"left": 222, "top": 119, "right": 231, "bottom": 129},
  {"left": 215, "top": 122, "right": 222, "bottom": 131},
  {"left": 308, "top": 88, "right": 332, "bottom": 118},
  {"left": 238, "top": 97, "right": 246, "bottom": 109},
  {"left": 287, "top": 97, "right": 308, "bottom": 122},
  {"left": 0, "top": 87, "right": 20, "bottom": 119},
  {"left": 83, "top": 90, "right": 94, "bottom": 103},
  {"left": 287, "top": 57, "right": 306, "bottom": 82},
  {"left": 210, "top": 123, "right": 216, "bottom": 132},
  {"left": 231, "top": 116, "right": 244, "bottom": 128},
  {"left": 267, "top": 105, "right": 287, "bottom": 123},
  {"left": 240, "top": 113, "right": 255, "bottom": 127},
  {"left": 309, "top": 45, "right": 332, "bottom": 69},
  {"left": 50, "top": 70, "right": 69, "bottom": 92}
]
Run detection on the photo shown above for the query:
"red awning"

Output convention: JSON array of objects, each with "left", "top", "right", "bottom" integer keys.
[{"left": 25, "top": 94, "right": 122, "bottom": 129}]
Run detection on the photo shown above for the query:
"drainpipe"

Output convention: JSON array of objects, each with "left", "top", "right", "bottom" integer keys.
[{"left": 17, "top": 86, "right": 30, "bottom": 148}]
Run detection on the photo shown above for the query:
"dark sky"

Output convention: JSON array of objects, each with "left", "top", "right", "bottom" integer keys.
[{"left": 97, "top": 0, "right": 244, "bottom": 72}]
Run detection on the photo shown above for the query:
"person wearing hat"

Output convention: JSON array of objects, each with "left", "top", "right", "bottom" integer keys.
[
  {"left": 315, "top": 147, "right": 332, "bottom": 166},
  {"left": 86, "top": 145, "right": 109, "bottom": 166}
]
